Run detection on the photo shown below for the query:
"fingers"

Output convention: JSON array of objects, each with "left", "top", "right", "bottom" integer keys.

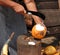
[{"left": 12, "top": 3, "right": 26, "bottom": 15}]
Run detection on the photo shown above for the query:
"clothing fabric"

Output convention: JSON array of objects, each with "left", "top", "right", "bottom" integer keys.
[{"left": 0, "top": 6, "right": 27, "bottom": 54}]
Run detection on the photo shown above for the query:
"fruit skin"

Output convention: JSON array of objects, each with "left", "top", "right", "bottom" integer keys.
[
  {"left": 32, "top": 24, "right": 47, "bottom": 39},
  {"left": 54, "top": 52, "right": 60, "bottom": 55},
  {"left": 1, "top": 44, "right": 8, "bottom": 55},
  {"left": 44, "top": 46, "right": 56, "bottom": 55}
]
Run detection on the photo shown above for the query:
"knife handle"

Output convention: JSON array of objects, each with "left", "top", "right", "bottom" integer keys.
[{"left": 26, "top": 11, "right": 45, "bottom": 20}]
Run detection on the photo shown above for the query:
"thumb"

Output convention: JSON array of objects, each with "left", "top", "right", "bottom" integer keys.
[
  {"left": 24, "top": 9, "right": 26, "bottom": 14},
  {"left": 19, "top": 9, "right": 26, "bottom": 15}
]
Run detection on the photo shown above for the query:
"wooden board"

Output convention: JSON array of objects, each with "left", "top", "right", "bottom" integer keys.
[
  {"left": 36, "top": 1, "right": 58, "bottom": 9},
  {"left": 39, "top": 9, "right": 60, "bottom": 27},
  {"left": 47, "top": 26, "right": 60, "bottom": 35}
]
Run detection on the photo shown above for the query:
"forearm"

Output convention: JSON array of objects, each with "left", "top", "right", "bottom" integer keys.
[
  {"left": 0, "top": 0, "right": 17, "bottom": 7},
  {"left": 24, "top": 0, "right": 43, "bottom": 24},
  {"left": 0, "top": 0, "right": 26, "bottom": 13},
  {"left": 24, "top": 0, "right": 37, "bottom": 11}
]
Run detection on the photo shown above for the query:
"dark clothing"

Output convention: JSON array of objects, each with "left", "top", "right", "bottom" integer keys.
[{"left": 0, "top": 6, "right": 27, "bottom": 54}]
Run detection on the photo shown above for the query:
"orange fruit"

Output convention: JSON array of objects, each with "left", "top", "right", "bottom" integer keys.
[
  {"left": 54, "top": 52, "right": 59, "bottom": 55},
  {"left": 32, "top": 24, "right": 47, "bottom": 39},
  {"left": 44, "top": 46, "right": 56, "bottom": 55}
]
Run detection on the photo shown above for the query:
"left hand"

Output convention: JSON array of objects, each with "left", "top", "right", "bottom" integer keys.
[{"left": 32, "top": 15, "right": 44, "bottom": 24}]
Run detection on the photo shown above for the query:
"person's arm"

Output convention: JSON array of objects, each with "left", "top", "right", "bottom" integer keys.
[
  {"left": 24, "top": 0, "right": 44, "bottom": 24},
  {"left": 0, "top": 0, "right": 26, "bottom": 14}
]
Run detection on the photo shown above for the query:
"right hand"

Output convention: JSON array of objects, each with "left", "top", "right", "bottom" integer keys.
[
  {"left": 0, "top": 0, "right": 26, "bottom": 14},
  {"left": 13, "top": 4, "right": 26, "bottom": 15}
]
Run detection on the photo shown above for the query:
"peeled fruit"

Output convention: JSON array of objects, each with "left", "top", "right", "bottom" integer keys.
[
  {"left": 32, "top": 24, "right": 47, "bottom": 39},
  {"left": 44, "top": 46, "right": 56, "bottom": 55}
]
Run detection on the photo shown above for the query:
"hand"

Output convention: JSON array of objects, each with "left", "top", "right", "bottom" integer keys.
[
  {"left": 13, "top": 4, "right": 26, "bottom": 15},
  {"left": 32, "top": 14, "right": 47, "bottom": 30},
  {"left": 31, "top": 14, "right": 44, "bottom": 24},
  {"left": 0, "top": 0, "right": 26, "bottom": 14}
]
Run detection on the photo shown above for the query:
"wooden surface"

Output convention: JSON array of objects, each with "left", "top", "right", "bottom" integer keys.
[
  {"left": 38, "top": 9, "right": 60, "bottom": 35},
  {"left": 37, "top": 1, "right": 58, "bottom": 9},
  {"left": 35, "top": 0, "right": 60, "bottom": 35},
  {"left": 17, "top": 35, "right": 41, "bottom": 55},
  {"left": 39, "top": 9, "right": 60, "bottom": 27}
]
